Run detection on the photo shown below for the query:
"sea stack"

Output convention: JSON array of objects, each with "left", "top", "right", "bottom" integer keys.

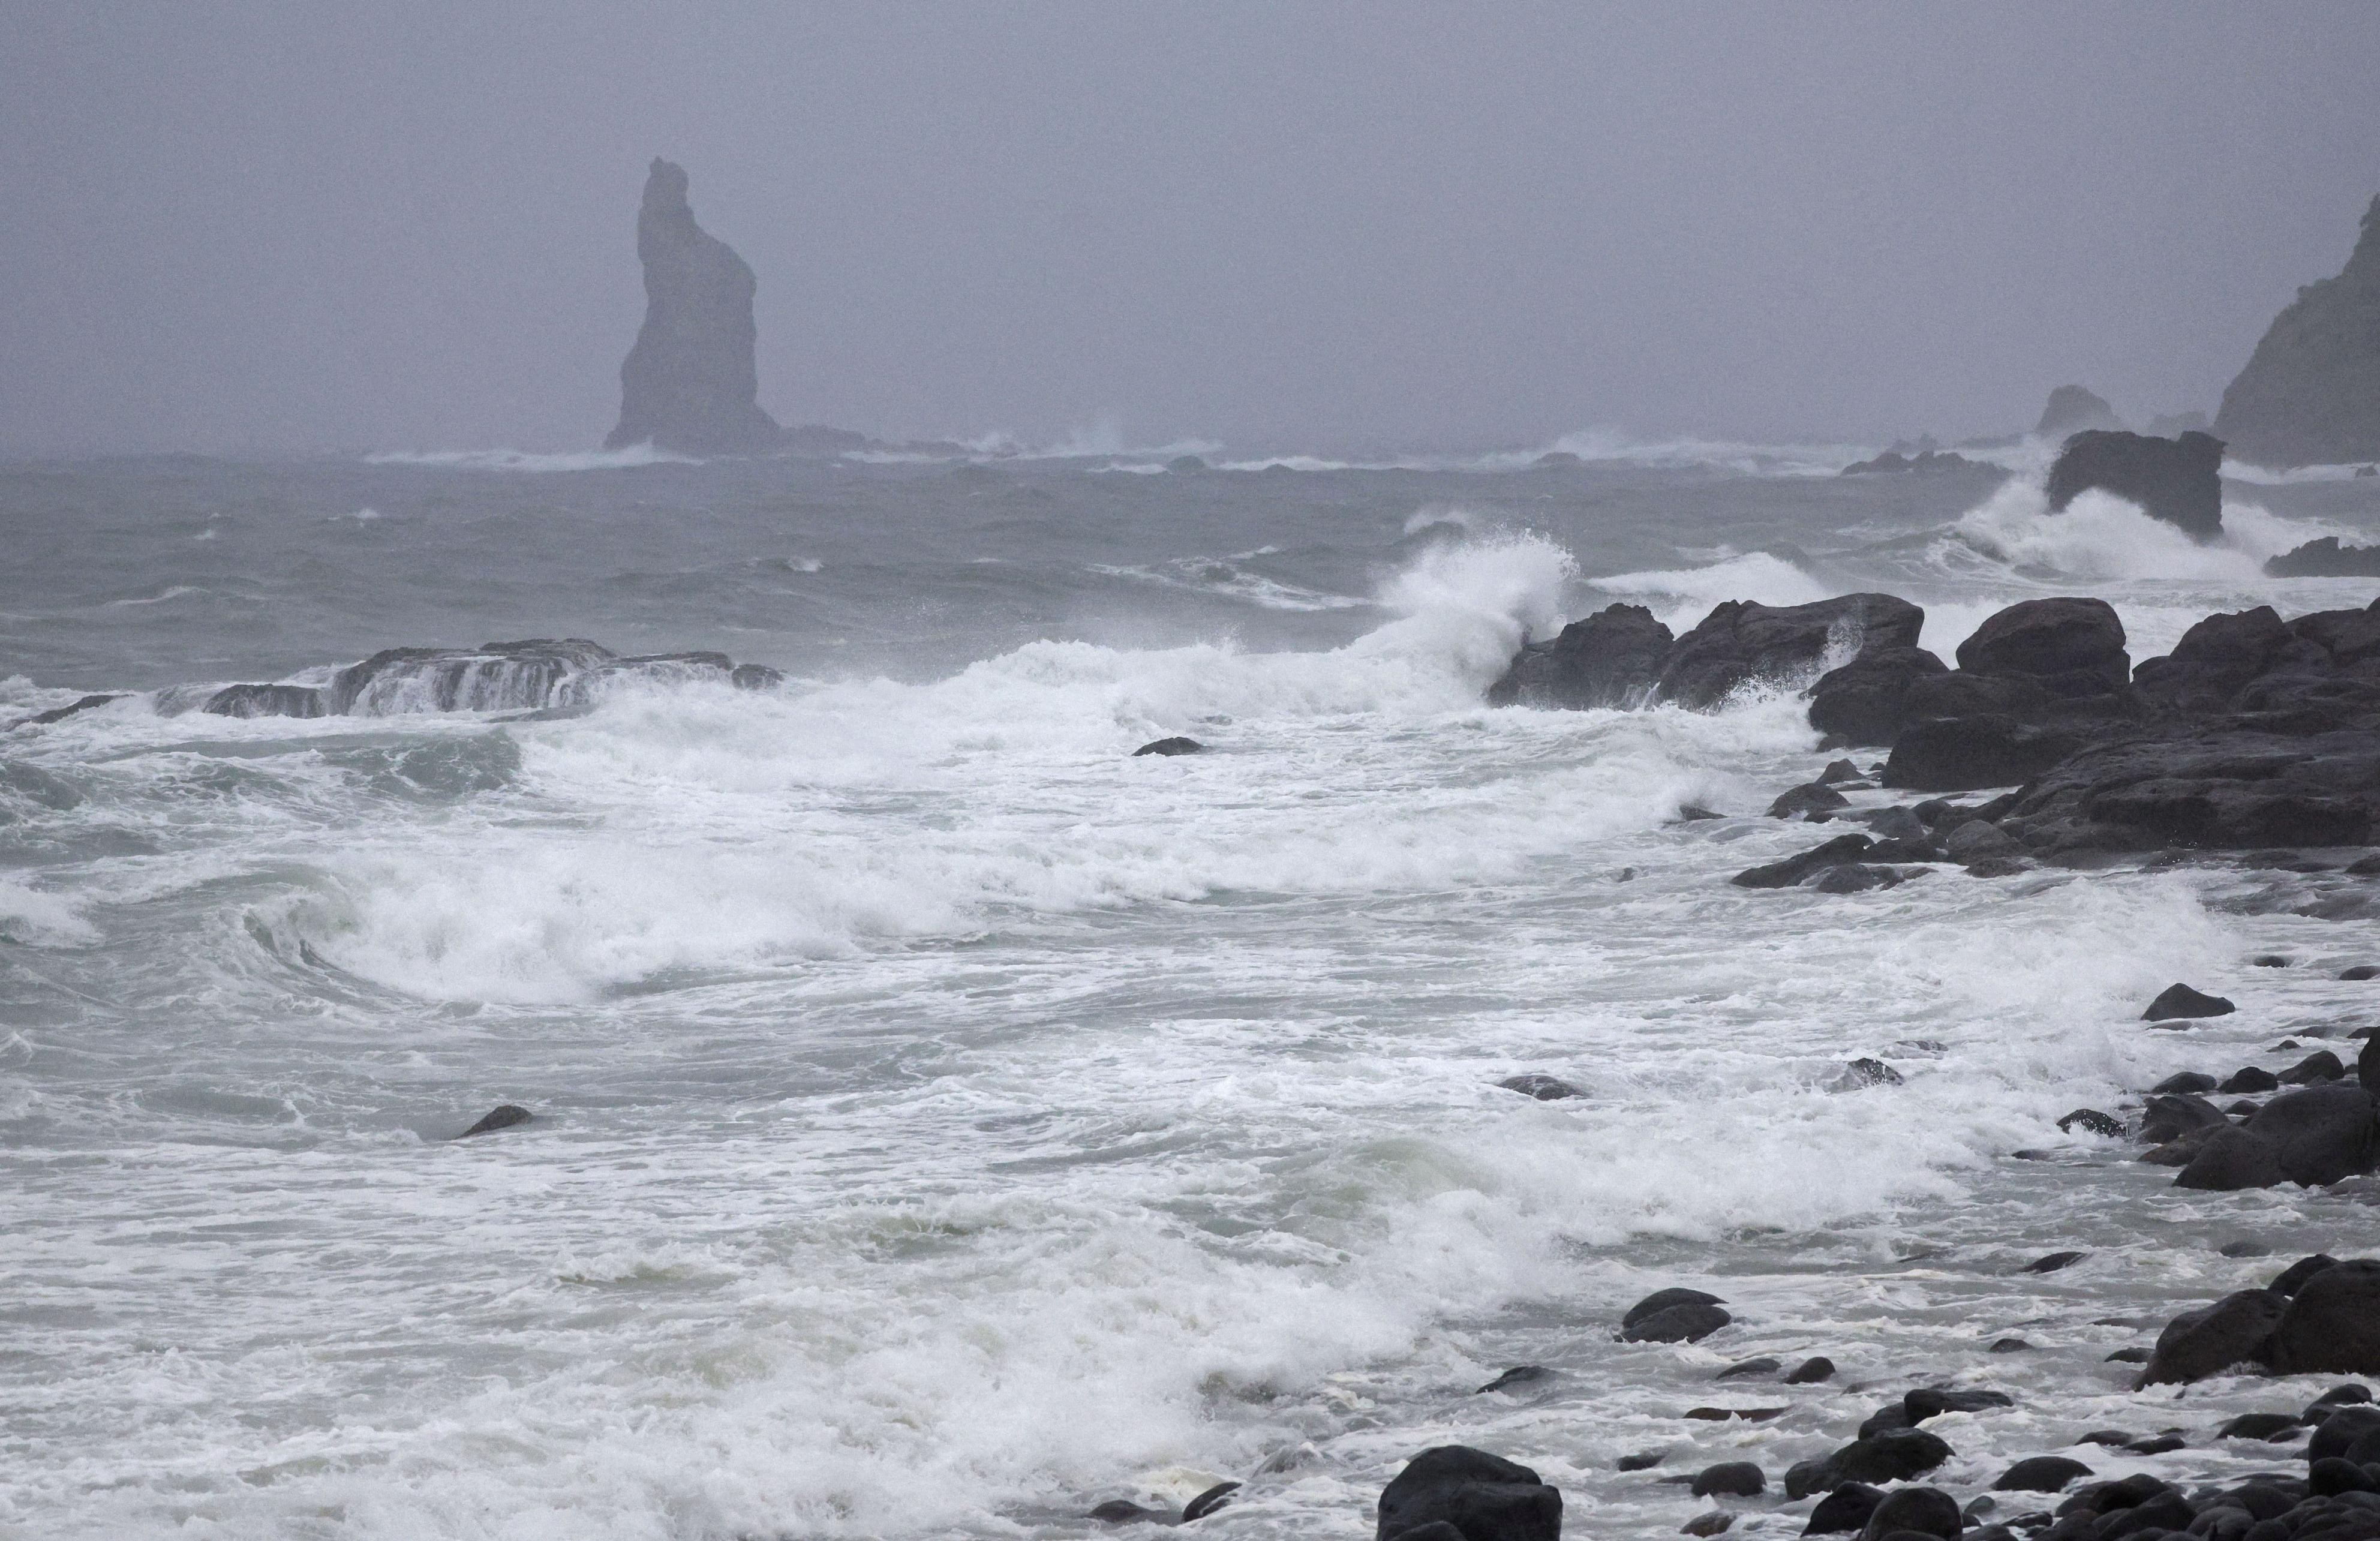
[
  {"left": 2046, "top": 429, "right": 2225, "bottom": 540},
  {"left": 605, "top": 159, "right": 782, "bottom": 455},
  {"left": 2214, "top": 194, "right": 2380, "bottom": 468},
  {"left": 2034, "top": 385, "right": 2121, "bottom": 438}
]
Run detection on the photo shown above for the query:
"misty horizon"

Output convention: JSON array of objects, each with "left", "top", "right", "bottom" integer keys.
[{"left": 4, "top": 2, "right": 2380, "bottom": 457}]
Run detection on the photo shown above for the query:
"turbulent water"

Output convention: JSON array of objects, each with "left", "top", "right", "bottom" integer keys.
[{"left": 3, "top": 441, "right": 2379, "bottom": 1540}]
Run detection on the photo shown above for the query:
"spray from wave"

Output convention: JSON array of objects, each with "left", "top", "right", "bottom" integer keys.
[{"left": 362, "top": 444, "right": 698, "bottom": 472}]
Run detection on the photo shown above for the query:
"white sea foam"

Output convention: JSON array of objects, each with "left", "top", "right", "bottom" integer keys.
[
  {"left": 1588, "top": 551, "right": 1834, "bottom": 633},
  {"left": 0, "top": 879, "right": 98, "bottom": 945}
]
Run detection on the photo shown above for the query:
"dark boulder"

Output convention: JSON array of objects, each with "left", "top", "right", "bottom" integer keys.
[
  {"left": 1621, "top": 1302, "right": 1732, "bottom": 1344},
  {"left": 1475, "top": 1366, "right": 1550, "bottom": 1395},
  {"left": 2133, "top": 607, "right": 2295, "bottom": 714},
  {"left": 2271, "top": 1260, "right": 2380, "bottom": 1375},
  {"left": 2312, "top": 1405, "right": 2380, "bottom": 1462},
  {"left": 1691, "top": 1462, "right": 1765, "bottom": 1498},
  {"left": 2144, "top": 983, "right": 2235, "bottom": 1021},
  {"left": 1808, "top": 647, "right": 1951, "bottom": 747},
  {"left": 2037, "top": 385, "right": 2122, "bottom": 438},
  {"left": 2139, "top": 1288, "right": 2288, "bottom": 1384},
  {"left": 2215, "top": 1413, "right": 2303, "bottom": 1441},
  {"left": 1489, "top": 603, "right": 1675, "bottom": 710},
  {"left": 1716, "top": 1356, "right": 1781, "bottom": 1380},
  {"left": 2244, "top": 1084, "right": 2379, "bottom": 1184},
  {"left": 1182, "top": 1482, "right": 1239, "bottom": 1522},
  {"left": 1622, "top": 1287, "right": 1726, "bottom": 1327},
  {"left": 1375, "top": 1446, "right": 1561, "bottom": 1541},
  {"left": 1804, "top": 1484, "right": 1885, "bottom": 1535},
  {"left": 1731, "top": 834, "right": 1874, "bottom": 889},
  {"left": 2000, "top": 716, "right": 2380, "bottom": 852},
  {"left": 2174, "top": 1127, "right": 2286, "bottom": 1191},
  {"left": 2277, "top": 1049, "right": 2347, "bottom": 1085},
  {"left": 2276, "top": 1255, "right": 2343, "bottom": 1295},
  {"left": 2137, "top": 1092, "right": 2228, "bottom": 1144},
  {"left": 457, "top": 1104, "right": 532, "bottom": 1138},
  {"left": 20, "top": 692, "right": 126, "bottom": 726},
  {"left": 1955, "top": 597, "right": 2132, "bottom": 694},
  {"left": 1856, "top": 1486, "right": 1961, "bottom": 1541},
  {"left": 2213, "top": 194, "right": 2380, "bottom": 469},
  {"left": 2045, "top": 430, "right": 2225, "bottom": 540},
  {"left": 1879, "top": 714, "right": 2082, "bottom": 793},
  {"left": 2221, "top": 1066, "right": 2282, "bottom": 1093},
  {"left": 1133, "top": 737, "right": 1205, "bottom": 757},
  {"left": 1089, "top": 1498, "right": 1163, "bottom": 1524},
  {"left": 1786, "top": 1431, "right": 1952, "bottom": 1497},
  {"left": 2024, "top": 1250, "right": 2087, "bottom": 1273},
  {"left": 1769, "top": 783, "right": 1851, "bottom": 819},
  {"left": 2267, "top": 537, "right": 2380, "bottom": 578},
  {"left": 2151, "top": 1071, "right": 2219, "bottom": 1094},
  {"left": 1498, "top": 1074, "right": 1583, "bottom": 1101},
  {"left": 1655, "top": 594, "right": 1925, "bottom": 710},
  {"left": 1996, "top": 1456, "right": 2094, "bottom": 1492},
  {"left": 1906, "top": 1387, "right": 2012, "bottom": 1421},
  {"left": 205, "top": 683, "right": 327, "bottom": 719},
  {"left": 1786, "top": 1356, "right": 1836, "bottom": 1384},
  {"left": 2058, "top": 1108, "right": 2125, "bottom": 1137},
  {"left": 606, "top": 158, "right": 783, "bottom": 454}
]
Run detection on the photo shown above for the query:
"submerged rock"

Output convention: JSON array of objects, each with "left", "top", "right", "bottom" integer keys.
[
  {"left": 2139, "top": 1288, "right": 2288, "bottom": 1384},
  {"left": 1995, "top": 1456, "right": 2093, "bottom": 1492},
  {"left": 2143, "top": 983, "right": 2237, "bottom": 1021},
  {"left": 1132, "top": 737, "right": 1204, "bottom": 757},
  {"left": 2215, "top": 194, "right": 2380, "bottom": 468},
  {"left": 1620, "top": 1287, "right": 1730, "bottom": 1343},
  {"left": 2267, "top": 537, "right": 2380, "bottom": 578},
  {"left": 1375, "top": 1445, "right": 1561, "bottom": 1541},
  {"left": 606, "top": 159, "right": 783, "bottom": 455},
  {"left": 205, "top": 683, "right": 327, "bottom": 719},
  {"left": 1497, "top": 1074, "right": 1582, "bottom": 1101},
  {"left": 2045, "top": 430, "right": 2225, "bottom": 540},
  {"left": 457, "top": 1104, "right": 532, "bottom": 1138}
]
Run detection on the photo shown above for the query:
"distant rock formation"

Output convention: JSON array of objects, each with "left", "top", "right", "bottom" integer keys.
[
  {"left": 2035, "top": 385, "right": 2121, "bottom": 438},
  {"left": 2266, "top": 537, "right": 2380, "bottom": 577},
  {"left": 1839, "top": 449, "right": 1994, "bottom": 476},
  {"left": 2046, "top": 429, "right": 2225, "bottom": 540},
  {"left": 606, "top": 159, "right": 783, "bottom": 455},
  {"left": 2215, "top": 195, "right": 2380, "bottom": 467},
  {"left": 2145, "top": 410, "right": 2210, "bottom": 437}
]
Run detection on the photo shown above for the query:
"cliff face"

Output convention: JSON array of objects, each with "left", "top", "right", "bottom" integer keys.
[
  {"left": 2214, "top": 196, "right": 2380, "bottom": 468},
  {"left": 605, "top": 160, "right": 782, "bottom": 454}
]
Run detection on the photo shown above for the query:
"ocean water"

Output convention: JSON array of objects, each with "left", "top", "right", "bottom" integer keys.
[{"left": 2, "top": 443, "right": 2379, "bottom": 1540}]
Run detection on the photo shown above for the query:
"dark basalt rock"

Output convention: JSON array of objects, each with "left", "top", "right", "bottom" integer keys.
[
  {"left": 2153, "top": 1071, "right": 2220, "bottom": 1094},
  {"left": 2277, "top": 1257, "right": 2345, "bottom": 1296},
  {"left": 1498, "top": 1074, "right": 1582, "bottom": 1101},
  {"left": 2312, "top": 1406, "right": 2380, "bottom": 1461},
  {"left": 1623, "top": 1287, "right": 1726, "bottom": 1327},
  {"left": 1840, "top": 448, "right": 1993, "bottom": 476},
  {"left": 1691, "top": 1462, "right": 1765, "bottom": 1498},
  {"left": 1906, "top": 1387, "right": 2012, "bottom": 1422},
  {"left": 1995, "top": 1457, "right": 2095, "bottom": 1493},
  {"left": 1681, "top": 1513, "right": 1732, "bottom": 1537},
  {"left": 205, "top": 683, "right": 327, "bottom": 719},
  {"left": 2348, "top": 965, "right": 2380, "bottom": 981},
  {"left": 2174, "top": 1127, "right": 2287, "bottom": 1191},
  {"left": 1786, "top": 1356, "right": 1837, "bottom": 1384},
  {"left": 2267, "top": 537, "right": 2380, "bottom": 577},
  {"left": 2221, "top": 1066, "right": 2282, "bottom": 1093},
  {"left": 1089, "top": 1498, "right": 1161, "bottom": 1524},
  {"left": 2279, "top": 1049, "right": 2348, "bottom": 1085},
  {"left": 2144, "top": 983, "right": 2236, "bottom": 1021},
  {"left": 1832, "top": 1058, "right": 1904, "bottom": 1091},
  {"left": 2037, "top": 385, "right": 2122, "bottom": 438},
  {"left": 1784, "top": 1429, "right": 1952, "bottom": 1497},
  {"left": 1716, "top": 1356, "right": 1781, "bottom": 1380},
  {"left": 2059, "top": 1108, "right": 2125, "bottom": 1138},
  {"left": 2045, "top": 429, "right": 2226, "bottom": 540},
  {"left": 1182, "top": 1482, "right": 1239, "bottom": 1522},
  {"left": 1808, "top": 647, "right": 1951, "bottom": 747},
  {"left": 2138, "top": 1092, "right": 2228, "bottom": 1144},
  {"left": 1769, "top": 783, "right": 1851, "bottom": 819},
  {"left": 2216, "top": 1412, "right": 2304, "bottom": 1441},
  {"left": 1617, "top": 1451, "right": 1666, "bottom": 1472},
  {"left": 2129, "top": 611, "right": 2300, "bottom": 718},
  {"left": 1731, "top": 834, "right": 1874, "bottom": 890},
  {"left": 2244, "top": 1085, "right": 2379, "bottom": 1184},
  {"left": 2139, "top": 1288, "right": 2288, "bottom": 1384},
  {"left": 2025, "top": 1250, "right": 2087, "bottom": 1273},
  {"left": 1955, "top": 597, "right": 2133, "bottom": 693},
  {"left": 1879, "top": 713, "right": 2083, "bottom": 793},
  {"left": 2214, "top": 194, "right": 2380, "bottom": 468},
  {"left": 1856, "top": 1486, "right": 1961, "bottom": 1541},
  {"left": 1655, "top": 594, "right": 1925, "bottom": 710},
  {"left": 1132, "top": 737, "right": 1204, "bottom": 757},
  {"left": 1803, "top": 1483, "right": 1885, "bottom": 1535},
  {"left": 606, "top": 159, "right": 783, "bottom": 454},
  {"left": 1489, "top": 603, "right": 1675, "bottom": 709},
  {"left": 2271, "top": 1260, "right": 2380, "bottom": 1375},
  {"left": 24, "top": 692, "right": 127, "bottom": 725},
  {"left": 1476, "top": 1365, "right": 1550, "bottom": 1395},
  {"left": 1375, "top": 1446, "right": 1561, "bottom": 1541},
  {"left": 1621, "top": 1302, "right": 1732, "bottom": 1344},
  {"left": 457, "top": 1104, "right": 532, "bottom": 1138}
]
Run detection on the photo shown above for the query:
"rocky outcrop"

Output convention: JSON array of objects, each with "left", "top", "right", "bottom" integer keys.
[
  {"left": 2045, "top": 429, "right": 2225, "bottom": 540},
  {"left": 2215, "top": 194, "right": 2380, "bottom": 468},
  {"left": 2267, "top": 537, "right": 2380, "bottom": 577},
  {"left": 606, "top": 159, "right": 783, "bottom": 455},
  {"left": 195, "top": 639, "right": 783, "bottom": 720},
  {"left": 1488, "top": 604, "right": 1673, "bottom": 708},
  {"left": 1655, "top": 594, "right": 1923, "bottom": 708},
  {"left": 1807, "top": 647, "right": 1948, "bottom": 747},
  {"left": 1839, "top": 449, "right": 1995, "bottom": 476},
  {"left": 2036, "top": 385, "right": 2121, "bottom": 438},
  {"left": 1375, "top": 1446, "right": 1561, "bottom": 1541}
]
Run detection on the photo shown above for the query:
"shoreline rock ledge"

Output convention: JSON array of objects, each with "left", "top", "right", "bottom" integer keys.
[{"left": 606, "top": 158, "right": 785, "bottom": 455}]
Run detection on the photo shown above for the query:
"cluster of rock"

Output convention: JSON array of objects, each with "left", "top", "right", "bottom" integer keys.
[
  {"left": 1840, "top": 449, "right": 1996, "bottom": 477},
  {"left": 192, "top": 638, "right": 783, "bottom": 720},
  {"left": 1495, "top": 584, "right": 2380, "bottom": 863}
]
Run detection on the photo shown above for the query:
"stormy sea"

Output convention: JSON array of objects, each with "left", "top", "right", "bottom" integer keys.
[{"left": 2, "top": 437, "right": 2377, "bottom": 1540}]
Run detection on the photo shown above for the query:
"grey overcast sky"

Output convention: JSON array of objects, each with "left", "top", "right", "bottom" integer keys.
[{"left": 3, "top": 2, "right": 2377, "bottom": 456}]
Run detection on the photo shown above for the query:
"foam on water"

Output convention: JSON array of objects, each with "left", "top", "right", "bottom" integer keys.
[{"left": 362, "top": 444, "right": 699, "bottom": 471}]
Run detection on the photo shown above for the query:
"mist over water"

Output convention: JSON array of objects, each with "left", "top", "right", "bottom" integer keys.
[{"left": 4, "top": 447, "right": 2380, "bottom": 1537}]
